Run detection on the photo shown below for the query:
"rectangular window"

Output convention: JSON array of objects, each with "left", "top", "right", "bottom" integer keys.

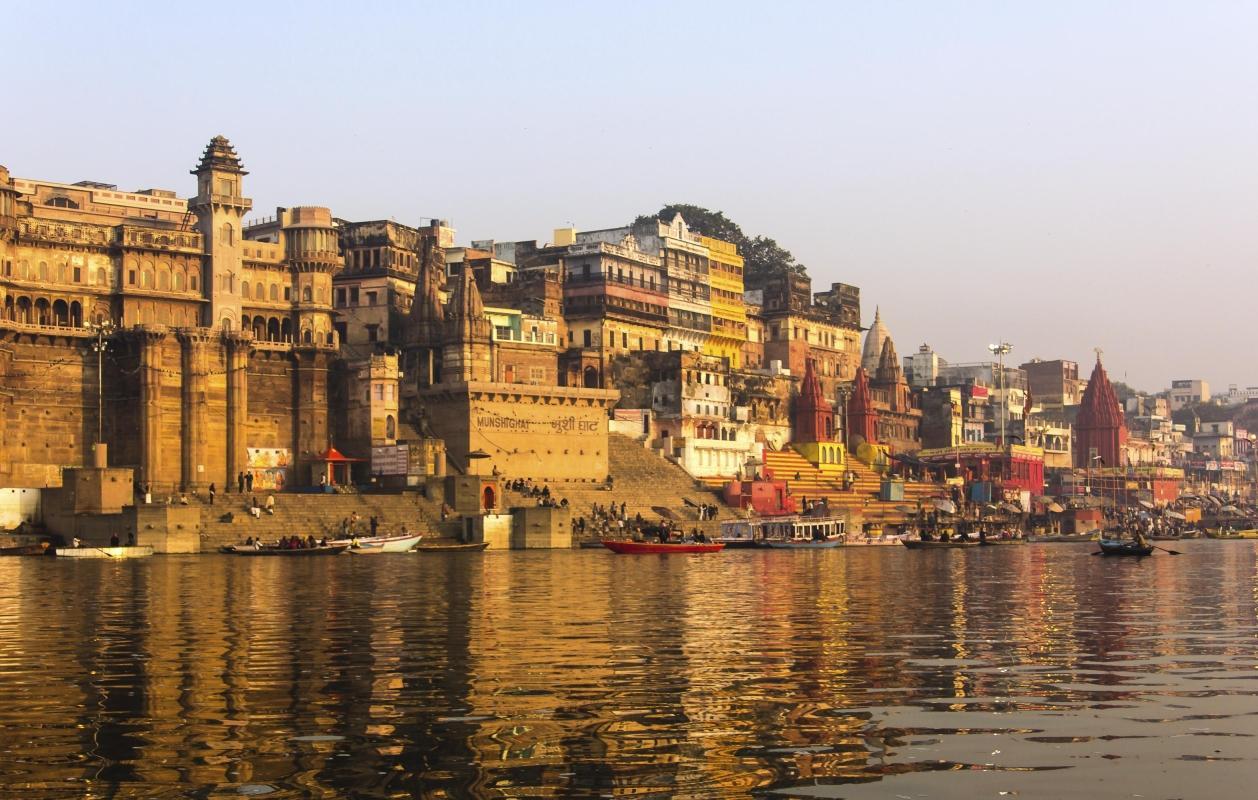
[
  {"left": 366, "top": 291, "right": 378, "bottom": 305},
  {"left": 583, "top": 330, "right": 592, "bottom": 347},
  {"left": 366, "top": 324, "right": 379, "bottom": 342},
  {"left": 129, "top": 270, "right": 137, "bottom": 285},
  {"left": 73, "top": 267, "right": 81, "bottom": 282},
  {"left": 375, "top": 383, "right": 384, "bottom": 401},
  {"left": 336, "top": 288, "right": 346, "bottom": 306},
  {"left": 350, "top": 287, "right": 360, "bottom": 305}
]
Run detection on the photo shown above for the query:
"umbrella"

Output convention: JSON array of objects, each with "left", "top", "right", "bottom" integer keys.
[
  {"left": 896, "top": 505, "right": 918, "bottom": 514},
  {"left": 1138, "top": 500, "right": 1155, "bottom": 510},
  {"left": 1221, "top": 505, "right": 1242, "bottom": 515},
  {"left": 1165, "top": 510, "right": 1186, "bottom": 520},
  {"left": 1001, "top": 502, "right": 1024, "bottom": 514},
  {"left": 932, "top": 498, "right": 957, "bottom": 514},
  {"left": 1047, "top": 502, "right": 1065, "bottom": 513}
]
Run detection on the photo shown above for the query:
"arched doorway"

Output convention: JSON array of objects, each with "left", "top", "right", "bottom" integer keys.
[
  {"left": 482, "top": 485, "right": 496, "bottom": 511},
  {"left": 583, "top": 365, "right": 599, "bottom": 388}
]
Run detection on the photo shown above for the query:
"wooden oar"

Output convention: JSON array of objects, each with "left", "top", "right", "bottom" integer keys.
[{"left": 1152, "top": 544, "right": 1181, "bottom": 555}]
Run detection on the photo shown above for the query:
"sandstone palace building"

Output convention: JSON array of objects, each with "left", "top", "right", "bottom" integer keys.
[
  {"left": 0, "top": 138, "right": 618, "bottom": 493},
  {"left": 0, "top": 138, "right": 340, "bottom": 490}
]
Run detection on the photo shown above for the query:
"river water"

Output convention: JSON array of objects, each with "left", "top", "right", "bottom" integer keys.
[{"left": 2, "top": 542, "right": 1257, "bottom": 798}]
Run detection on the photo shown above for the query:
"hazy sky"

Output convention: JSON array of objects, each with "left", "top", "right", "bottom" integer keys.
[{"left": 5, "top": 1, "right": 1257, "bottom": 392}]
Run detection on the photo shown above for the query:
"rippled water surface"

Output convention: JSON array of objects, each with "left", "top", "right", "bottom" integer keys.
[{"left": 3, "top": 542, "right": 1258, "bottom": 798}]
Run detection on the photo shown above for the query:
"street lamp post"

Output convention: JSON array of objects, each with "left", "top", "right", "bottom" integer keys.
[
  {"left": 988, "top": 342, "right": 1012, "bottom": 446},
  {"left": 87, "top": 318, "right": 115, "bottom": 456}
]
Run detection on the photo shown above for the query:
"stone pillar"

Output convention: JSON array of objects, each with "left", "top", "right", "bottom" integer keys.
[
  {"left": 225, "top": 332, "right": 251, "bottom": 491},
  {"left": 136, "top": 327, "right": 167, "bottom": 490},
  {"left": 293, "top": 346, "right": 330, "bottom": 486},
  {"left": 177, "top": 328, "right": 213, "bottom": 492}
]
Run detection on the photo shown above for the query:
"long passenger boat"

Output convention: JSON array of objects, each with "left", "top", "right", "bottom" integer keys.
[
  {"left": 718, "top": 514, "right": 848, "bottom": 549},
  {"left": 602, "top": 540, "right": 725, "bottom": 554},
  {"left": 901, "top": 538, "right": 980, "bottom": 550}
]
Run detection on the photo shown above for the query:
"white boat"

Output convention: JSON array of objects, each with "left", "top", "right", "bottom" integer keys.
[
  {"left": 756, "top": 514, "right": 847, "bottom": 549},
  {"left": 54, "top": 545, "right": 154, "bottom": 559},
  {"left": 331, "top": 532, "right": 423, "bottom": 554}
]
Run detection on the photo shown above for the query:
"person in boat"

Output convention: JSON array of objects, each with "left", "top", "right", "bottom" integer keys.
[
  {"left": 307, "top": 534, "right": 317, "bottom": 549},
  {"left": 72, "top": 536, "right": 82, "bottom": 548},
  {"left": 1133, "top": 529, "right": 1149, "bottom": 549},
  {"left": 978, "top": 529, "right": 987, "bottom": 544},
  {"left": 319, "top": 537, "right": 328, "bottom": 547},
  {"left": 245, "top": 536, "right": 254, "bottom": 546}
]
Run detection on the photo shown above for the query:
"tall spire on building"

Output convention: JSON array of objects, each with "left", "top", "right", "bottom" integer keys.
[
  {"left": 847, "top": 366, "right": 878, "bottom": 448},
  {"left": 792, "top": 359, "right": 834, "bottom": 443},
  {"left": 861, "top": 306, "right": 890, "bottom": 373},
  {"left": 192, "top": 135, "right": 247, "bottom": 176},
  {"left": 874, "top": 336, "right": 902, "bottom": 384},
  {"left": 1074, "top": 355, "right": 1128, "bottom": 468}
]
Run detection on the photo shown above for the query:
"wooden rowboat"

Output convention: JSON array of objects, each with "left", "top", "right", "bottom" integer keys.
[
  {"left": 901, "top": 538, "right": 980, "bottom": 550},
  {"left": 414, "top": 541, "right": 490, "bottom": 552},
  {"left": 222, "top": 544, "right": 348, "bottom": 556},
  {"left": 54, "top": 546, "right": 154, "bottom": 559},
  {"left": 602, "top": 540, "right": 724, "bottom": 554},
  {"left": 1098, "top": 539, "right": 1154, "bottom": 557}
]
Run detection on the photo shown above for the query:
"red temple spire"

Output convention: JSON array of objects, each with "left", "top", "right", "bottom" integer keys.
[
  {"left": 846, "top": 366, "right": 878, "bottom": 448},
  {"left": 1074, "top": 356, "right": 1128, "bottom": 468},
  {"left": 792, "top": 359, "right": 834, "bottom": 443}
]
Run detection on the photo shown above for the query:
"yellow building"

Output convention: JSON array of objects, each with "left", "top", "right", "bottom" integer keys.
[{"left": 700, "top": 235, "right": 746, "bottom": 368}]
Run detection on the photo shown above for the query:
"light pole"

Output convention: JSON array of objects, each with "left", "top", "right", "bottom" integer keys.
[
  {"left": 988, "top": 342, "right": 1012, "bottom": 446},
  {"left": 87, "top": 318, "right": 115, "bottom": 452}
]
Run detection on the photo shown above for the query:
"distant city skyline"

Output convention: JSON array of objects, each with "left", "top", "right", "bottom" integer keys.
[{"left": 5, "top": 1, "right": 1256, "bottom": 392}]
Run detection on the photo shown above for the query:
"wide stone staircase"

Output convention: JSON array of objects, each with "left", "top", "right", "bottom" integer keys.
[
  {"left": 197, "top": 491, "right": 444, "bottom": 550},
  {"left": 758, "top": 448, "right": 944, "bottom": 528},
  {"left": 506, "top": 434, "right": 736, "bottom": 542}
]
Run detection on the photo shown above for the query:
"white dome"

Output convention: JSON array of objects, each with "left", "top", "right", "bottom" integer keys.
[{"left": 861, "top": 306, "right": 890, "bottom": 373}]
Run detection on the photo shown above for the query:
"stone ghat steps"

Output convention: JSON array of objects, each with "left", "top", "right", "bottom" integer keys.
[
  {"left": 198, "top": 492, "right": 439, "bottom": 548},
  {"left": 760, "top": 449, "right": 944, "bottom": 527},
  {"left": 508, "top": 434, "right": 736, "bottom": 525}
]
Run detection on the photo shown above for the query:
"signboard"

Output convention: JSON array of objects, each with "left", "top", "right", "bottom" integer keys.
[{"left": 372, "top": 444, "right": 409, "bottom": 476}]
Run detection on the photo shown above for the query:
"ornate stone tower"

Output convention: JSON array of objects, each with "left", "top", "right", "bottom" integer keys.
[
  {"left": 441, "top": 265, "right": 492, "bottom": 383},
  {"left": 282, "top": 206, "right": 341, "bottom": 479},
  {"left": 1075, "top": 356, "right": 1128, "bottom": 468},
  {"left": 861, "top": 306, "right": 890, "bottom": 374},
  {"left": 405, "top": 232, "right": 447, "bottom": 391},
  {"left": 792, "top": 359, "right": 834, "bottom": 443},
  {"left": 847, "top": 366, "right": 878, "bottom": 448},
  {"left": 282, "top": 206, "right": 341, "bottom": 347},
  {"left": 0, "top": 165, "right": 15, "bottom": 299},
  {"left": 873, "top": 336, "right": 912, "bottom": 412},
  {"left": 190, "top": 136, "right": 252, "bottom": 331}
]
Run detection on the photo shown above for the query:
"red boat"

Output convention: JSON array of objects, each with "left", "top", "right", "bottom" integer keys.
[{"left": 601, "top": 540, "right": 725, "bottom": 554}]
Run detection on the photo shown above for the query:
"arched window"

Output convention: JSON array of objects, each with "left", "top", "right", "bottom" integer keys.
[
  {"left": 55, "top": 263, "right": 67, "bottom": 283},
  {"left": 302, "top": 286, "right": 312, "bottom": 303},
  {"left": 255, "top": 281, "right": 264, "bottom": 300},
  {"left": 241, "top": 282, "right": 251, "bottom": 299},
  {"left": 302, "top": 327, "right": 313, "bottom": 344},
  {"left": 220, "top": 223, "right": 234, "bottom": 246},
  {"left": 142, "top": 268, "right": 153, "bottom": 288},
  {"left": 189, "top": 273, "right": 199, "bottom": 291},
  {"left": 386, "top": 415, "right": 396, "bottom": 439},
  {"left": 269, "top": 284, "right": 279, "bottom": 301},
  {"left": 173, "top": 270, "right": 184, "bottom": 291},
  {"left": 18, "top": 261, "right": 29, "bottom": 279},
  {"left": 158, "top": 270, "right": 169, "bottom": 291},
  {"left": 252, "top": 317, "right": 265, "bottom": 339},
  {"left": 46, "top": 196, "right": 79, "bottom": 209},
  {"left": 96, "top": 267, "right": 108, "bottom": 287},
  {"left": 221, "top": 317, "right": 232, "bottom": 333},
  {"left": 281, "top": 318, "right": 292, "bottom": 341},
  {"left": 267, "top": 318, "right": 280, "bottom": 341},
  {"left": 38, "top": 262, "right": 49, "bottom": 281},
  {"left": 69, "top": 301, "right": 82, "bottom": 327}
]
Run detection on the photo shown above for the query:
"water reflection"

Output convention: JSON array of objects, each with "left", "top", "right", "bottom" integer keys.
[{"left": 1, "top": 543, "right": 1258, "bottom": 797}]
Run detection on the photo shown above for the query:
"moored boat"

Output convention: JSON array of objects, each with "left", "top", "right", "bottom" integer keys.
[
  {"left": 414, "top": 541, "right": 490, "bottom": 552},
  {"left": 333, "top": 533, "right": 423, "bottom": 554},
  {"left": 902, "top": 538, "right": 980, "bottom": 550},
  {"left": 602, "top": 540, "right": 725, "bottom": 554},
  {"left": 764, "top": 535, "right": 843, "bottom": 549},
  {"left": 0, "top": 542, "right": 51, "bottom": 556},
  {"left": 54, "top": 545, "right": 154, "bottom": 559},
  {"left": 1098, "top": 538, "right": 1154, "bottom": 557},
  {"left": 222, "top": 544, "right": 347, "bottom": 556}
]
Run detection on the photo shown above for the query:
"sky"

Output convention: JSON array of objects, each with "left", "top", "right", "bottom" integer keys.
[{"left": 5, "top": 1, "right": 1257, "bottom": 393}]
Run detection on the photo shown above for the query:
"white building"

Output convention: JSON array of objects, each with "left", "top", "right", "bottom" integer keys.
[{"left": 1169, "top": 379, "right": 1210, "bottom": 411}]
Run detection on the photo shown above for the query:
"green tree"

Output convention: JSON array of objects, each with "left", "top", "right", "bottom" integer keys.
[{"left": 642, "top": 203, "right": 807, "bottom": 288}]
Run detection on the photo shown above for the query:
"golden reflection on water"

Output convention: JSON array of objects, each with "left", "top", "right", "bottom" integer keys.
[{"left": 2, "top": 543, "right": 1258, "bottom": 798}]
